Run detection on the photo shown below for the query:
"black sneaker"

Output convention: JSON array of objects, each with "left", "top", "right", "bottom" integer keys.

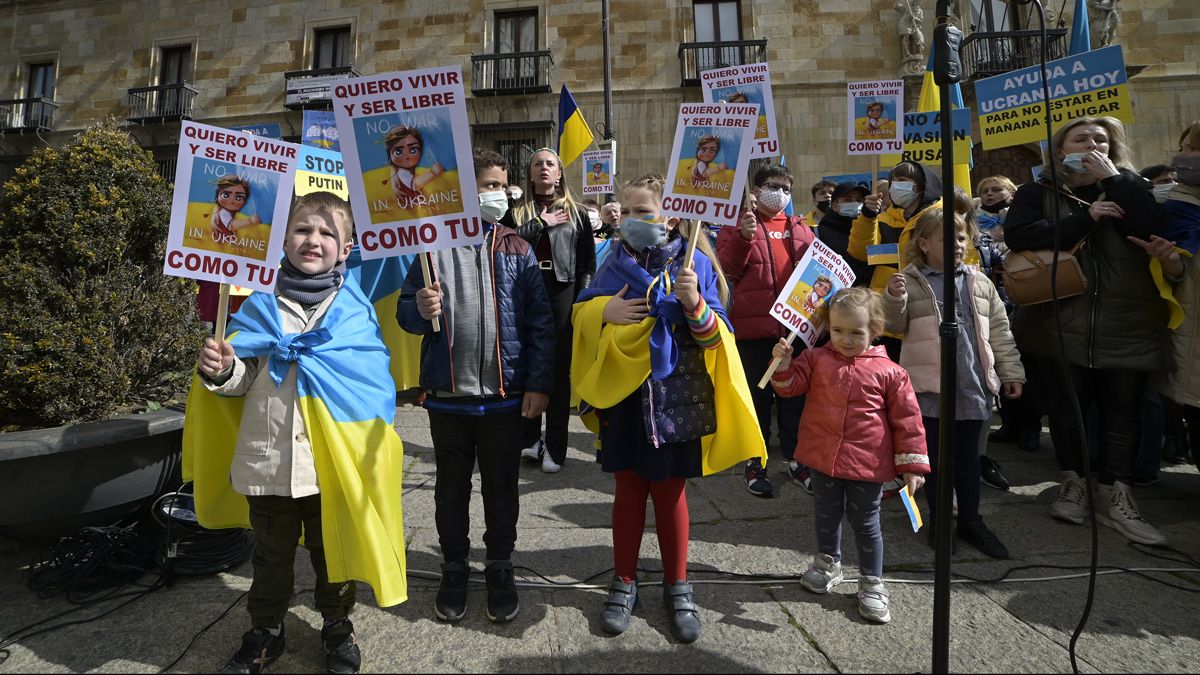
[
  {"left": 744, "top": 458, "right": 774, "bottom": 497},
  {"left": 485, "top": 560, "right": 520, "bottom": 623},
  {"left": 434, "top": 561, "right": 469, "bottom": 622},
  {"left": 980, "top": 456, "right": 1010, "bottom": 491},
  {"left": 957, "top": 517, "right": 1010, "bottom": 559},
  {"left": 987, "top": 425, "right": 1018, "bottom": 443},
  {"left": 1162, "top": 434, "right": 1191, "bottom": 465},
  {"left": 220, "top": 626, "right": 285, "bottom": 674},
  {"left": 321, "top": 619, "right": 361, "bottom": 674},
  {"left": 1017, "top": 428, "right": 1041, "bottom": 453}
]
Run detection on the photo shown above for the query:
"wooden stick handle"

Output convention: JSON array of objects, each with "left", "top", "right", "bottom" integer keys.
[
  {"left": 420, "top": 252, "right": 441, "bottom": 333},
  {"left": 756, "top": 332, "right": 798, "bottom": 389},
  {"left": 684, "top": 221, "right": 701, "bottom": 270},
  {"left": 214, "top": 283, "right": 231, "bottom": 341}
]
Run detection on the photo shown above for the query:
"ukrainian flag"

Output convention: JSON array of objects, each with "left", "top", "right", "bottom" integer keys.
[
  {"left": 558, "top": 84, "right": 594, "bottom": 168},
  {"left": 345, "top": 248, "right": 423, "bottom": 392},
  {"left": 182, "top": 275, "right": 408, "bottom": 607},
  {"left": 916, "top": 52, "right": 974, "bottom": 195}
]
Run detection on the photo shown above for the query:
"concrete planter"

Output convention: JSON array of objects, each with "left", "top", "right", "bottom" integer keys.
[{"left": 0, "top": 407, "right": 185, "bottom": 541}]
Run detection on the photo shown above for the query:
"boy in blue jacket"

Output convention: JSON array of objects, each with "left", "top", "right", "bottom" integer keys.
[{"left": 398, "top": 149, "right": 554, "bottom": 624}]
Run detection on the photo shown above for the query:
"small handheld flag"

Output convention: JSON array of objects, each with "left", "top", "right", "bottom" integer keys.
[
  {"left": 558, "top": 85, "right": 595, "bottom": 168},
  {"left": 867, "top": 243, "right": 900, "bottom": 267},
  {"left": 899, "top": 484, "right": 924, "bottom": 533}
]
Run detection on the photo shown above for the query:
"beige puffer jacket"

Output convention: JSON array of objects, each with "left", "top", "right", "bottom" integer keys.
[{"left": 883, "top": 264, "right": 1024, "bottom": 395}]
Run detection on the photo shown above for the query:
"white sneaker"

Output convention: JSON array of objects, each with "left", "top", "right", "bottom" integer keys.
[
  {"left": 541, "top": 452, "right": 562, "bottom": 474},
  {"left": 1097, "top": 481, "right": 1168, "bottom": 546},
  {"left": 521, "top": 439, "right": 543, "bottom": 463},
  {"left": 800, "top": 554, "right": 843, "bottom": 594},
  {"left": 857, "top": 576, "right": 891, "bottom": 624},
  {"left": 1051, "top": 471, "right": 1088, "bottom": 525}
]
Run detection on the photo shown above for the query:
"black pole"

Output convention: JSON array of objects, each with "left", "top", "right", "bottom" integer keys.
[
  {"left": 931, "top": 2, "right": 962, "bottom": 672},
  {"left": 601, "top": 0, "right": 615, "bottom": 204}
]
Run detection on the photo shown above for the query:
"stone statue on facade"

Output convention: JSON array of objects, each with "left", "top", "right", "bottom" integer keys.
[
  {"left": 896, "top": 0, "right": 925, "bottom": 76},
  {"left": 1088, "top": 0, "right": 1120, "bottom": 47}
]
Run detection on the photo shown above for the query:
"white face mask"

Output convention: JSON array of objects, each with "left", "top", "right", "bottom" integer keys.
[
  {"left": 587, "top": 210, "right": 602, "bottom": 231},
  {"left": 835, "top": 202, "right": 863, "bottom": 218},
  {"left": 756, "top": 188, "right": 791, "bottom": 215},
  {"left": 507, "top": 186, "right": 523, "bottom": 202},
  {"left": 1061, "top": 152, "right": 1091, "bottom": 174},
  {"left": 889, "top": 181, "right": 917, "bottom": 208},
  {"left": 478, "top": 191, "right": 509, "bottom": 223},
  {"left": 1152, "top": 182, "right": 1177, "bottom": 203}
]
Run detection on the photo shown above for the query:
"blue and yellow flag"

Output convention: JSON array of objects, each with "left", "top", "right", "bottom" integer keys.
[
  {"left": 1068, "top": 0, "right": 1091, "bottom": 56},
  {"left": 916, "top": 52, "right": 973, "bottom": 195},
  {"left": 182, "top": 276, "right": 408, "bottom": 607},
  {"left": 558, "top": 85, "right": 594, "bottom": 168},
  {"left": 345, "top": 247, "right": 423, "bottom": 392}
]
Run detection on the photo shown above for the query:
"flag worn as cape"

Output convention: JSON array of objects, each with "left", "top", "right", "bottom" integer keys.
[
  {"left": 182, "top": 275, "right": 408, "bottom": 607},
  {"left": 345, "top": 247, "right": 423, "bottom": 391},
  {"left": 571, "top": 237, "right": 767, "bottom": 474},
  {"left": 558, "top": 84, "right": 594, "bottom": 168}
]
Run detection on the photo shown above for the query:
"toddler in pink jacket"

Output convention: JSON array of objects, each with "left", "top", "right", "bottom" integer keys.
[{"left": 770, "top": 287, "right": 929, "bottom": 624}]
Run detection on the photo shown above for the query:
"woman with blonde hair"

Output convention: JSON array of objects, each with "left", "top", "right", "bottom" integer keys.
[
  {"left": 512, "top": 148, "right": 596, "bottom": 473},
  {"left": 1004, "top": 116, "right": 1171, "bottom": 546}
]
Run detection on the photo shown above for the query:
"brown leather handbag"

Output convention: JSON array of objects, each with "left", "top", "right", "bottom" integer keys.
[{"left": 1003, "top": 239, "right": 1088, "bottom": 305}]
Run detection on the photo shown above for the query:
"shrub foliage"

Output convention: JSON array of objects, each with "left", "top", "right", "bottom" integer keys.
[{"left": 0, "top": 122, "right": 204, "bottom": 430}]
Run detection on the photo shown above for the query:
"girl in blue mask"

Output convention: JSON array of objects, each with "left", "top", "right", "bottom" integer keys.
[{"left": 572, "top": 174, "right": 765, "bottom": 644}]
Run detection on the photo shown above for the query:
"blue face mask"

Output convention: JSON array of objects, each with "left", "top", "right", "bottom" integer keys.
[
  {"left": 620, "top": 217, "right": 667, "bottom": 252},
  {"left": 977, "top": 212, "right": 1003, "bottom": 230}
]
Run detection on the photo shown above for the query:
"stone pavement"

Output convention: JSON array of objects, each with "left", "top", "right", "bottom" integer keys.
[{"left": 1, "top": 406, "right": 1198, "bottom": 673}]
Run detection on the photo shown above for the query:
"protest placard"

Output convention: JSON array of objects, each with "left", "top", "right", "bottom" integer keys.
[
  {"left": 846, "top": 80, "right": 905, "bottom": 155},
  {"left": 295, "top": 145, "right": 348, "bottom": 199},
  {"left": 881, "top": 108, "right": 973, "bottom": 166},
  {"left": 768, "top": 238, "right": 858, "bottom": 349},
  {"left": 662, "top": 103, "right": 759, "bottom": 226},
  {"left": 163, "top": 121, "right": 298, "bottom": 292},
  {"left": 974, "top": 45, "right": 1132, "bottom": 150},
  {"left": 332, "top": 66, "right": 481, "bottom": 260},
  {"left": 302, "top": 110, "right": 340, "bottom": 152},
  {"left": 228, "top": 123, "right": 282, "bottom": 139},
  {"left": 701, "top": 63, "right": 778, "bottom": 158},
  {"left": 581, "top": 149, "right": 614, "bottom": 195}
]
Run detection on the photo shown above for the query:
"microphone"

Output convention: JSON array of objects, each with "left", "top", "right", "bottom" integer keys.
[{"left": 933, "top": 0, "right": 963, "bottom": 85}]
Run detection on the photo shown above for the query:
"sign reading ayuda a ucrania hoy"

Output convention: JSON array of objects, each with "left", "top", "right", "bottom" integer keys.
[
  {"left": 701, "top": 63, "right": 779, "bottom": 159},
  {"left": 662, "top": 103, "right": 759, "bottom": 227},
  {"left": 331, "top": 66, "right": 482, "bottom": 260},
  {"left": 846, "top": 80, "right": 905, "bottom": 156},
  {"left": 164, "top": 121, "right": 299, "bottom": 292}
]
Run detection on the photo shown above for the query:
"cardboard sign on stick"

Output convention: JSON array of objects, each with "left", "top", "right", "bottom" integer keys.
[
  {"left": 701, "top": 63, "right": 779, "bottom": 158},
  {"left": 332, "top": 66, "right": 482, "bottom": 260},
  {"left": 163, "top": 120, "right": 299, "bottom": 292},
  {"left": 662, "top": 103, "right": 759, "bottom": 227},
  {"left": 846, "top": 80, "right": 905, "bottom": 156},
  {"left": 581, "top": 149, "right": 614, "bottom": 195}
]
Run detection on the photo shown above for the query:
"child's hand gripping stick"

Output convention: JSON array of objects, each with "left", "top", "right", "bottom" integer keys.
[
  {"left": 419, "top": 252, "right": 441, "bottom": 333},
  {"left": 757, "top": 333, "right": 798, "bottom": 389}
]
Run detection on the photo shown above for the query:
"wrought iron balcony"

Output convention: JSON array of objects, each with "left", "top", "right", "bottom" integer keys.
[
  {"left": 0, "top": 97, "right": 59, "bottom": 132},
  {"left": 471, "top": 51, "right": 554, "bottom": 96},
  {"left": 961, "top": 29, "right": 1068, "bottom": 83},
  {"left": 127, "top": 83, "right": 199, "bottom": 122},
  {"left": 678, "top": 39, "right": 767, "bottom": 87},
  {"left": 284, "top": 66, "right": 359, "bottom": 110}
]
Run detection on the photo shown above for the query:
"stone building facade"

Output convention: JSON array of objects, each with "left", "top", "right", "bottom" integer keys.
[{"left": 1, "top": 0, "right": 1197, "bottom": 190}]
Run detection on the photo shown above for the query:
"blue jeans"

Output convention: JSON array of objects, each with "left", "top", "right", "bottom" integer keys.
[{"left": 810, "top": 470, "right": 884, "bottom": 577}]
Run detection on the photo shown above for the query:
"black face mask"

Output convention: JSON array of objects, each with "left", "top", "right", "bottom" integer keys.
[
  {"left": 1172, "top": 154, "right": 1200, "bottom": 186},
  {"left": 980, "top": 199, "right": 1009, "bottom": 214},
  {"left": 816, "top": 200, "right": 831, "bottom": 214}
]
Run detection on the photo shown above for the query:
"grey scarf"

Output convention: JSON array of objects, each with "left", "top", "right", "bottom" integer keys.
[{"left": 275, "top": 258, "right": 345, "bottom": 305}]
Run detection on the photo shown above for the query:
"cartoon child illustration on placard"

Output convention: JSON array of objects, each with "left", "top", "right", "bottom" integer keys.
[
  {"left": 587, "top": 161, "right": 609, "bottom": 186},
  {"left": 673, "top": 131, "right": 739, "bottom": 200},
  {"left": 786, "top": 268, "right": 836, "bottom": 322},
  {"left": 211, "top": 175, "right": 261, "bottom": 238},
  {"left": 183, "top": 163, "right": 275, "bottom": 261},
  {"left": 802, "top": 275, "right": 834, "bottom": 317},
  {"left": 385, "top": 125, "right": 444, "bottom": 203},
  {"left": 855, "top": 99, "right": 896, "bottom": 140},
  {"left": 725, "top": 92, "right": 749, "bottom": 104}
]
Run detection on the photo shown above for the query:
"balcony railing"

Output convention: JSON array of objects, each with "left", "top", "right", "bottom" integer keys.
[
  {"left": 0, "top": 97, "right": 59, "bottom": 132},
  {"left": 471, "top": 51, "right": 554, "bottom": 96},
  {"left": 127, "top": 83, "right": 198, "bottom": 122},
  {"left": 961, "top": 29, "right": 1068, "bottom": 82},
  {"left": 678, "top": 39, "right": 767, "bottom": 87},
  {"left": 284, "top": 66, "right": 359, "bottom": 110}
]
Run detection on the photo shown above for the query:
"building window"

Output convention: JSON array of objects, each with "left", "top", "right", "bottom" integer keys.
[
  {"left": 157, "top": 46, "right": 192, "bottom": 117},
  {"left": 693, "top": 0, "right": 741, "bottom": 42},
  {"left": 472, "top": 121, "right": 553, "bottom": 176},
  {"left": 970, "top": 0, "right": 1011, "bottom": 32},
  {"left": 24, "top": 62, "right": 55, "bottom": 128},
  {"left": 313, "top": 26, "right": 351, "bottom": 70},
  {"left": 495, "top": 9, "right": 537, "bottom": 55}
]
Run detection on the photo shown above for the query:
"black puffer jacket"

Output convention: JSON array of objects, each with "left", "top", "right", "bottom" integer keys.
[{"left": 1004, "top": 170, "right": 1171, "bottom": 372}]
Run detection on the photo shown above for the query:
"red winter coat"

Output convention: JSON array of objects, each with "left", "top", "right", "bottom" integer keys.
[
  {"left": 716, "top": 211, "right": 814, "bottom": 340},
  {"left": 770, "top": 344, "right": 930, "bottom": 483}
]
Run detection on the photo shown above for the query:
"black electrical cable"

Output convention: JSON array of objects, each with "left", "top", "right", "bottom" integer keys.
[{"left": 154, "top": 590, "right": 249, "bottom": 674}]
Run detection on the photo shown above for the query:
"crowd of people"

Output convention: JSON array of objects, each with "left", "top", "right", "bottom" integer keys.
[{"left": 189, "top": 115, "right": 1200, "bottom": 673}]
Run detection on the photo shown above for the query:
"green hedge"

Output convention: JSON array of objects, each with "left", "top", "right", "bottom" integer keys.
[{"left": 0, "top": 123, "right": 204, "bottom": 430}]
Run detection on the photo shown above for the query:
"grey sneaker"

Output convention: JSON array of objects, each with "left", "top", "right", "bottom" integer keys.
[
  {"left": 599, "top": 576, "right": 638, "bottom": 635},
  {"left": 857, "top": 576, "right": 891, "bottom": 624},
  {"left": 662, "top": 581, "right": 701, "bottom": 643},
  {"left": 1097, "top": 481, "right": 1168, "bottom": 546},
  {"left": 1050, "top": 471, "right": 1088, "bottom": 525},
  {"left": 800, "top": 554, "right": 843, "bottom": 594}
]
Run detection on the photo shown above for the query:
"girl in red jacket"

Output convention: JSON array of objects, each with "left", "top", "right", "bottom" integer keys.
[{"left": 769, "top": 287, "right": 929, "bottom": 624}]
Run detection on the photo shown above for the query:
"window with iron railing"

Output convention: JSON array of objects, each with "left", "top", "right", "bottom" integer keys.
[
  {"left": 24, "top": 62, "right": 56, "bottom": 129},
  {"left": 472, "top": 121, "right": 554, "bottom": 174}
]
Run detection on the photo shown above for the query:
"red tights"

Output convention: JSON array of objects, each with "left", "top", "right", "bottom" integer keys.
[{"left": 612, "top": 470, "right": 689, "bottom": 585}]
